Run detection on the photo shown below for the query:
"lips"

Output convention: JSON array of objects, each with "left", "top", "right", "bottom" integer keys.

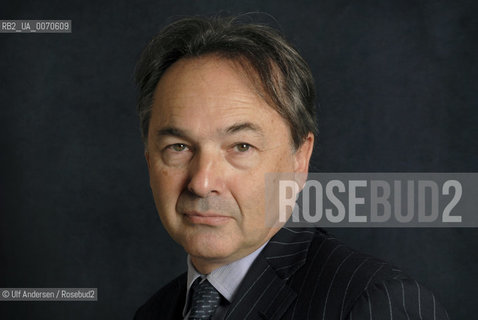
[{"left": 183, "top": 211, "right": 231, "bottom": 226}]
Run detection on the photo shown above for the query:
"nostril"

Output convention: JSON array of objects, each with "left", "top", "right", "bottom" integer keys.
[{"left": 187, "top": 184, "right": 214, "bottom": 198}]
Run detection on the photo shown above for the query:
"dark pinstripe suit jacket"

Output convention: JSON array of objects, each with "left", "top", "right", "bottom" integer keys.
[{"left": 134, "top": 227, "right": 449, "bottom": 319}]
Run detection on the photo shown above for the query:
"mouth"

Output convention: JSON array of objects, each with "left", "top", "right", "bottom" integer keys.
[{"left": 183, "top": 211, "right": 232, "bottom": 226}]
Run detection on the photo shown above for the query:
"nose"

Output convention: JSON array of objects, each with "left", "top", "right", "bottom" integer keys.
[{"left": 187, "top": 148, "right": 225, "bottom": 197}]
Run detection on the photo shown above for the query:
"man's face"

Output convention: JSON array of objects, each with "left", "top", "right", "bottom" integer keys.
[{"left": 145, "top": 56, "right": 313, "bottom": 273}]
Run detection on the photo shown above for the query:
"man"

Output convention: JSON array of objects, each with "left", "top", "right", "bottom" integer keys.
[{"left": 134, "top": 16, "right": 448, "bottom": 319}]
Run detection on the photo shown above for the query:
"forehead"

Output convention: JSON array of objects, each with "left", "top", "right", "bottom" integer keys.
[
  {"left": 150, "top": 56, "right": 290, "bottom": 136},
  {"left": 156, "top": 55, "right": 256, "bottom": 94}
]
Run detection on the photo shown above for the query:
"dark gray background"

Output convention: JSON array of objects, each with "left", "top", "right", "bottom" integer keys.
[{"left": 0, "top": 0, "right": 476, "bottom": 319}]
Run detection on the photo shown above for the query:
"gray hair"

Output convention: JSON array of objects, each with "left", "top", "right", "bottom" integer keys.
[{"left": 135, "top": 15, "right": 317, "bottom": 149}]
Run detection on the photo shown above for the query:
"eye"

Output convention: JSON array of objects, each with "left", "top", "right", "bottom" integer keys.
[
  {"left": 168, "top": 143, "right": 189, "bottom": 152},
  {"left": 234, "top": 143, "right": 252, "bottom": 152}
]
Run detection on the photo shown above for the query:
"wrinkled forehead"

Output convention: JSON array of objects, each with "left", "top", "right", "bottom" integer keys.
[
  {"left": 153, "top": 54, "right": 272, "bottom": 102},
  {"left": 148, "top": 55, "right": 293, "bottom": 145},
  {"left": 151, "top": 55, "right": 276, "bottom": 120}
]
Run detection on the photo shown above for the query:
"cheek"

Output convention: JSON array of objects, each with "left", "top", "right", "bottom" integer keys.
[
  {"left": 150, "top": 165, "right": 188, "bottom": 202},
  {"left": 270, "top": 150, "right": 295, "bottom": 172},
  {"left": 230, "top": 174, "right": 266, "bottom": 221}
]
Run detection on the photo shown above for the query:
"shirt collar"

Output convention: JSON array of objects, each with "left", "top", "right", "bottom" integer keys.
[{"left": 183, "top": 241, "right": 268, "bottom": 317}]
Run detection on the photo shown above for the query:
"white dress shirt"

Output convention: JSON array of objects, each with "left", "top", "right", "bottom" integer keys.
[{"left": 182, "top": 241, "right": 268, "bottom": 319}]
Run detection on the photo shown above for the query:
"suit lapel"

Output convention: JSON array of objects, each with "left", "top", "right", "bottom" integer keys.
[{"left": 224, "top": 227, "right": 316, "bottom": 320}]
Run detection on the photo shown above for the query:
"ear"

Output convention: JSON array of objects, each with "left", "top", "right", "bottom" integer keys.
[
  {"left": 293, "top": 133, "right": 314, "bottom": 190},
  {"left": 293, "top": 132, "right": 314, "bottom": 174},
  {"left": 144, "top": 149, "right": 151, "bottom": 171}
]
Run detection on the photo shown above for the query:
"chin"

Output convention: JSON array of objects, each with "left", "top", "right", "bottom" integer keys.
[{"left": 182, "top": 231, "right": 237, "bottom": 261}]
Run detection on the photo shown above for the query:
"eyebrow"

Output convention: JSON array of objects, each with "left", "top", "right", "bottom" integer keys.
[
  {"left": 155, "top": 127, "right": 188, "bottom": 139},
  {"left": 154, "top": 121, "right": 264, "bottom": 140},
  {"left": 223, "top": 122, "right": 264, "bottom": 137}
]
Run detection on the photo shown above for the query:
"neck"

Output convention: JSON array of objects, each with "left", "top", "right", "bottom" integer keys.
[{"left": 190, "top": 256, "right": 228, "bottom": 274}]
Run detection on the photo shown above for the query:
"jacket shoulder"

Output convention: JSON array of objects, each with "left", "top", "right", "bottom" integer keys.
[
  {"left": 289, "top": 228, "right": 411, "bottom": 318},
  {"left": 134, "top": 272, "right": 187, "bottom": 320},
  {"left": 347, "top": 278, "right": 450, "bottom": 320}
]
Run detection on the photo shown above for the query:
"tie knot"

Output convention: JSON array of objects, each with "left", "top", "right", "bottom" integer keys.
[{"left": 189, "top": 279, "right": 221, "bottom": 319}]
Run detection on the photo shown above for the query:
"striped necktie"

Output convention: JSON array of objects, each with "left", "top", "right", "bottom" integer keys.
[{"left": 188, "top": 279, "right": 221, "bottom": 319}]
